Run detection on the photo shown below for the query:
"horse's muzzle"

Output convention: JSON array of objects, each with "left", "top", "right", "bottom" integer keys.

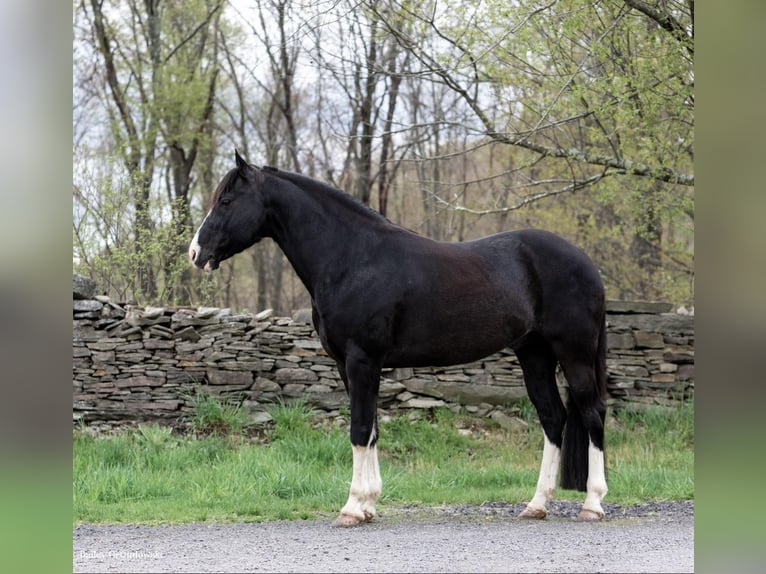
[
  {"left": 202, "top": 259, "right": 219, "bottom": 272},
  {"left": 189, "top": 246, "right": 218, "bottom": 272}
]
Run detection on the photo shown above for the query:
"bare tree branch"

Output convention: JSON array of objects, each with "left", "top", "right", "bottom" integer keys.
[
  {"left": 373, "top": 1, "right": 694, "bottom": 188},
  {"left": 163, "top": 2, "right": 223, "bottom": 64},
  {"left": 622, "top": 0, "right": 693, "bottom": 56},
  {"left": 432, "top": 170, "right": 615, "bottom": 215}
]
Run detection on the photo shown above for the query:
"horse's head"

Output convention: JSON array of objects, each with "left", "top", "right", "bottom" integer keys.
[{"left": 189, "top": 150, "right": 267, "bottom": 271}]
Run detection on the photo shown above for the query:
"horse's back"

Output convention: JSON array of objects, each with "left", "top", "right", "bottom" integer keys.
[{"left": 462, "top": 229, "right": 605, "bottom": 337}]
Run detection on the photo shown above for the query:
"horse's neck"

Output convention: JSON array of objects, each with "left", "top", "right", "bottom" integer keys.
[{"left": 264, "top": 182, "right": 374, "bottom": 294}]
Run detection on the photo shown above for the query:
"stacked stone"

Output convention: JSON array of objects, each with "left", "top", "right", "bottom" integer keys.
[
  {"left": 73, "top": 274, "right": 694, "bottom": 425},
  {"left": 605, "top": 301, "right": 694, "bottom": 410},
  {"left": 384, "top": 351, "right": 529, "bottom": 412}
]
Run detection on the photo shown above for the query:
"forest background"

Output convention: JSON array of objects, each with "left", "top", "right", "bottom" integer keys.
[{"left": 72, "top": 0, "right": 694, "bottom": 315}]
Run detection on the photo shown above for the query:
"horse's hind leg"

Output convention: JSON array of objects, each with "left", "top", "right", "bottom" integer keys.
[
  {"left": 557, "top": 354, "right": 608, "bottom": 522},
  {"left": 335, "top": 348, "right": 382, "bottom": 527},
  {"left": 515, "top": 336, "right": 566, "bottom": 519}
]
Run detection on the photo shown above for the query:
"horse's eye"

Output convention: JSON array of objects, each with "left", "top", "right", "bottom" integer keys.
[{"left": 220, "top": 196, "right": 232, "bottom": 206}]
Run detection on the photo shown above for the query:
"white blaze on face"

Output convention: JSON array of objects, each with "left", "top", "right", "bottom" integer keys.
[{"left": 188, "top": 211, "right": 210, "bottom": 266}]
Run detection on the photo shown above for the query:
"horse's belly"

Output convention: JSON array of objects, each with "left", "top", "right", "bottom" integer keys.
[
  {"left": 384, "top": 343, "right": 508, "bottom": 369},
  {"left": 383, "top": 315, "right": 523, "bottom": 368}
]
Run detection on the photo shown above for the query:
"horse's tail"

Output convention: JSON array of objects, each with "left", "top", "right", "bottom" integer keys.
[{"left": 560, "top": 315, "right": 608, "bottom": 492}]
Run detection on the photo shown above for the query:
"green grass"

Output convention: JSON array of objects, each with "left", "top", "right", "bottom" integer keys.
[
  {"left": 605, "top": 402, "right": 695, "bottom": 504},
  {"left": 73, "top": 400, "right": 693, "bottom": 525},
  {"left": 182, "top": 388, "right": 251, "bottom": 436}
]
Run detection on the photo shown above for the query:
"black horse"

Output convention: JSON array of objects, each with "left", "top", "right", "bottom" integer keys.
[{"left": 190, "top": 151, "right": 608, "bottom": 525}]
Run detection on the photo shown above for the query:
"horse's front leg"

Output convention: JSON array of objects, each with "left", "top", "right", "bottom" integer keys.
[{"left": 335, "top": 349, "right": 382, "bottom": 527}]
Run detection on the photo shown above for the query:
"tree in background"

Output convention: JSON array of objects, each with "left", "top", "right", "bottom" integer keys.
[
  {"left": 374, "top": 0, "right": 693, "bottom": 300},
  {"left": 74, "top": 0, "right": 223, "bottom": 304},
  {"left": 74, "top": 0, "right": 694, "bottom": 311},
  {"left": 305, "top": 0, "right": 412, "bottom": 214}
]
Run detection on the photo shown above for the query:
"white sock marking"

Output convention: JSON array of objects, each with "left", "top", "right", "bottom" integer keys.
[
  {"left": 582, "top": 439, "right": 608, "bottom": 515},
  {"left": 526, "top": 434, "right": 561, "bottom": 511},
  {"left": 340, "top": 444, "right": 382, "bottom": 521}
]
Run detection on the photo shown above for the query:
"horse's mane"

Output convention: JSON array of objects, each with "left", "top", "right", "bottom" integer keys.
[
  {"left": 266, "top": 167, "right": 393, "bottom": 226},
  {"left": 211, "top": 163, "right": 415, "bottom": 234}
]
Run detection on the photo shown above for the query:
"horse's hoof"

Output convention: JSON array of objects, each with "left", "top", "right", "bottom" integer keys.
[
  {"left": 519, "top": 506, "right": 547, "bottom": 519},
  {"left": 577, "top": 509, "right": 604, "bottom": 522},
  {"left": 333, "top": 513, "right": 365, "bottom": 527}
]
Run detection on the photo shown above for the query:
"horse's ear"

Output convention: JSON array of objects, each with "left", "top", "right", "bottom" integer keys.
[{"left": 234, "top": 149, "right": 248, "bottom": 170}]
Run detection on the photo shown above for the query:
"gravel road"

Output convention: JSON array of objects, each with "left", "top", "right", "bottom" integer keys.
[{"left": 73, "top": 501, "right": 693, "bottom": 573}]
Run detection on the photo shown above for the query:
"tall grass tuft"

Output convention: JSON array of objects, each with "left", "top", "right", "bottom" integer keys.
[
  {"left": 268, "top": 399, "right": 349, "bottom": 469},
  {"left": 184, "top": 388, "right": 250, "bottom": 436},
  {"left": 267, "top": 399, "right": 315, "bottom": 440}
]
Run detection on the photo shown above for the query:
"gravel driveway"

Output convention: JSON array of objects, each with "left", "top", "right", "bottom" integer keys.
[{"left": 73, "top": 501, "right": 693, "bottom": 573}]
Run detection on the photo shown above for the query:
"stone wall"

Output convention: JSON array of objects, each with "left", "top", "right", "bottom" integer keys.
[{"left": 72, "top": 275, "right": 694, "bottom": 425}]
